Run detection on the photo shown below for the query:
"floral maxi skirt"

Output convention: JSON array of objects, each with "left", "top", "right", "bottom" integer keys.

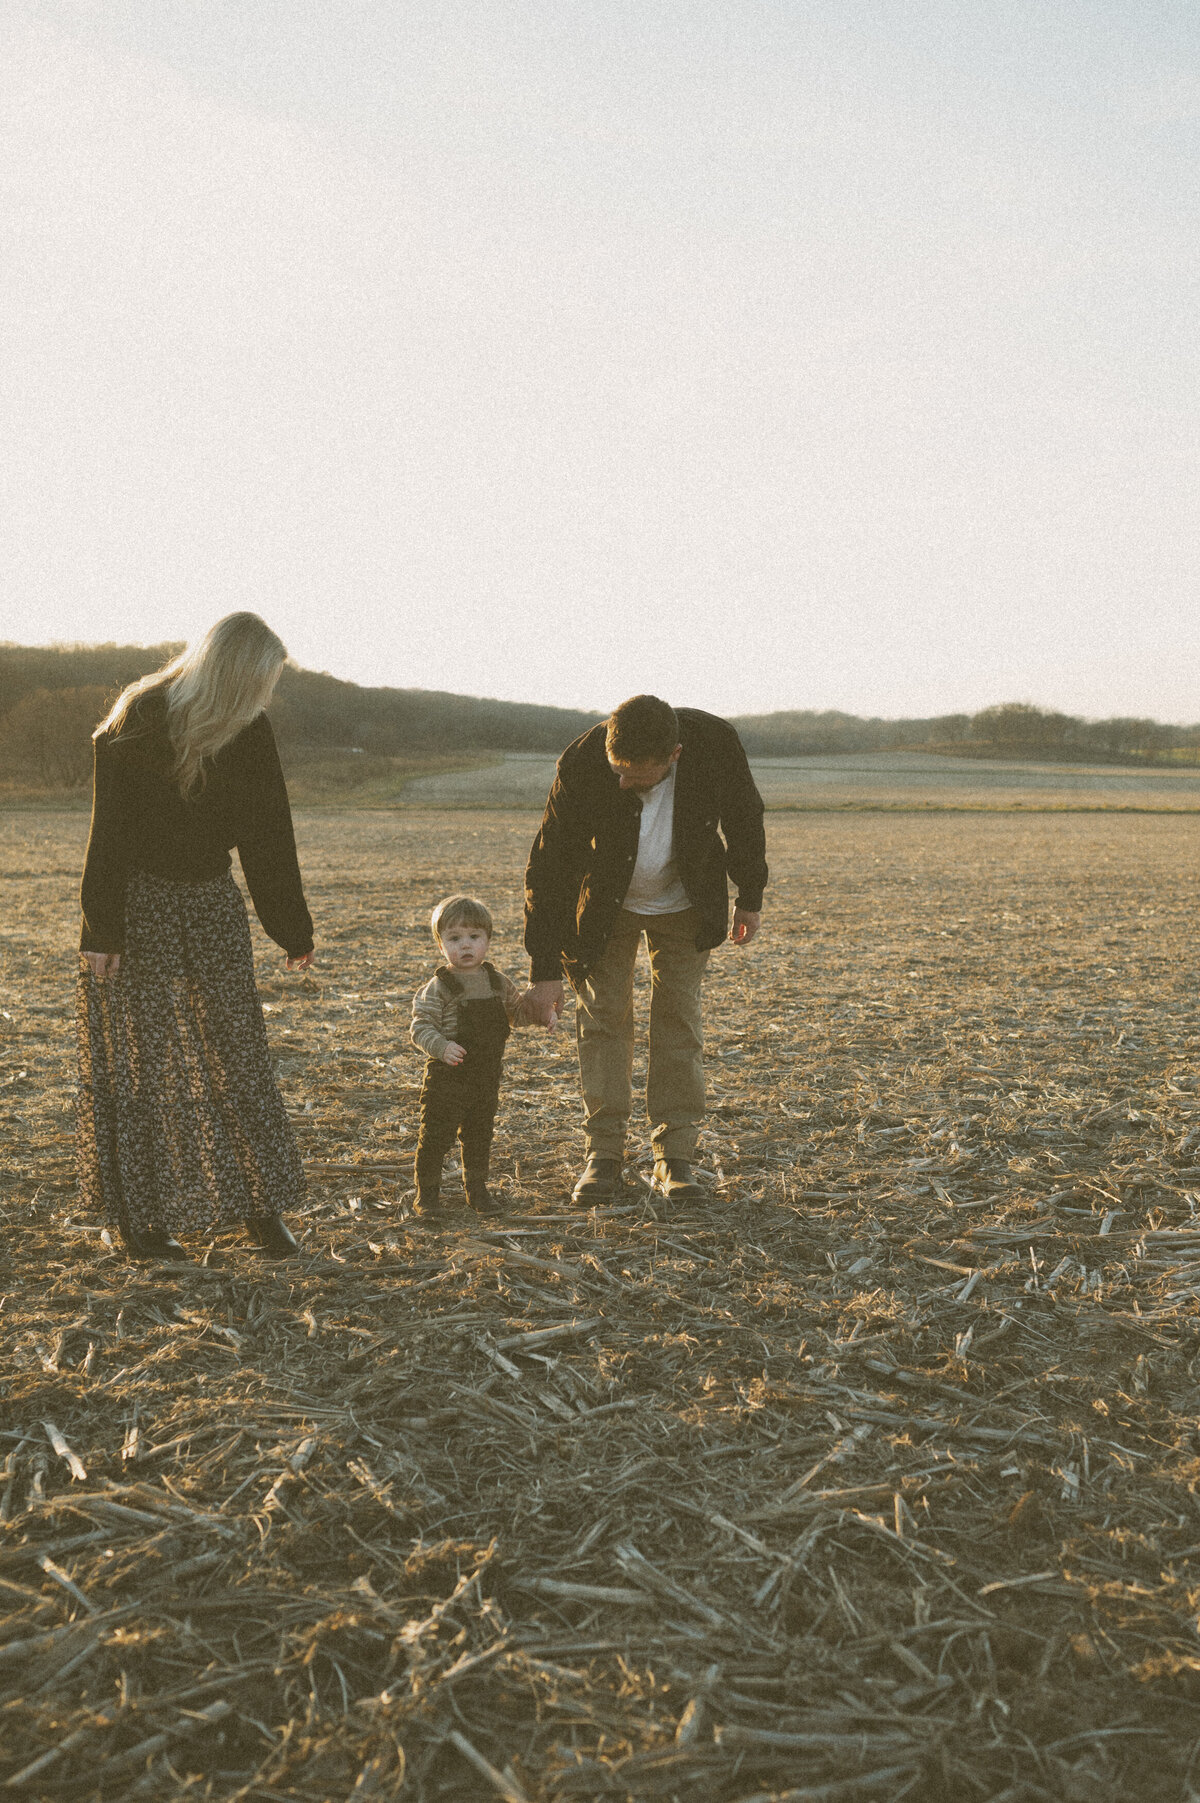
[{"left": 76, "top": 870, "right": 305, "bottom": 1242}]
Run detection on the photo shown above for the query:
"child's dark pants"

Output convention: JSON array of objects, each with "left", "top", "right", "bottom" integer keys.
[{"left": 415, "top": 980, "right": 510, "bottom": 1199}]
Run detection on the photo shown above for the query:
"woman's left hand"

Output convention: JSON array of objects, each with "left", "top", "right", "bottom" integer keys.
[
  {"left": 286, "top": 951, "right": 315, "bottom": 972},
  {"left": 83, "top": 951, "right": 121, "bottom": 980}
]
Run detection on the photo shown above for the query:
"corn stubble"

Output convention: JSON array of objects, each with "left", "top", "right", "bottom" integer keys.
[{"left": 2, "top": 806, "right": 1200, "bottom": 1800}]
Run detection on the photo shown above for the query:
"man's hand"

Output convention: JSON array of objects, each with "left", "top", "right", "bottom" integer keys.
[
  {"left": 83, "top": 951, "right": 121, "bottom": 981},
  {"left": 521, "top": 979, "right": 564, "bottom": 1026},
  {"left": 730, "top": 909, "right": 761, "bottom": 945},
  {"left": 442, "top": 1042, "right": 466, "bottom": 1066},
  {"left": 286, "top": 951, "right": 315, "bottom": 972}
]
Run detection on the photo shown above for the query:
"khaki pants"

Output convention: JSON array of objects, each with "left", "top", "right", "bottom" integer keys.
[{"left": 573, "top": 907, "right": 710, "bottom": 1160}]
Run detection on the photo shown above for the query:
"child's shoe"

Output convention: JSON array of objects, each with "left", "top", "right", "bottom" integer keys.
[{"left": 464, "top": 1173, "right": 503, "bottom": 1216}]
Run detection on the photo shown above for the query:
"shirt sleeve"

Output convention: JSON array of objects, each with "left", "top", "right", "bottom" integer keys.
[
  {"left": 411, "top": 979, "right": 452, "bottom": 1059},
  {"left": 79, "top": 734, "right": 131, "bottom": 953},
  {"left": 498, "top": 970, "right": 525, "bottom": 1026},
  {"left": 234, "top": 715, "right": 315, "bottom": 958}
]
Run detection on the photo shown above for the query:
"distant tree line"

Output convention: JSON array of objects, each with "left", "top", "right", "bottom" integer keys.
[
  {"left": 961, "top": 702, "right": 1194, "bottom": 760},
  {"left": 0, "top": 642, "right": 1195, "bottom": 789},
  {"left": 0, "top": 644, "right": 178, "bottom": 789},
  {"left": 731, "top": 710, "right": 973, "bottom": 756},
  {"left": 268, "top": 665, "right": 602, "bottom": 758},
  {"left": 731, "top": 700, "right": 1200, "bottom": 761},
  {"left": 0, "top": 643, "right": 603, "bottom": 788}
]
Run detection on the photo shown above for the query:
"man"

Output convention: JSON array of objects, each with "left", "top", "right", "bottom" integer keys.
[{"left": 522, "top": 694, "right": 767, "bottom": 1204}]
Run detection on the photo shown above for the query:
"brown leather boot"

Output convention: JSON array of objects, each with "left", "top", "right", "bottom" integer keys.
[
  {"left": 651, "top": 1159, "right": 706, "bottom": 1203},
  {"left": 572, "top": 1156, "right": 622, "bottom": 1204}
]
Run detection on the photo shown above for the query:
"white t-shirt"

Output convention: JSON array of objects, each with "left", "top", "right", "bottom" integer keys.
[{"left": 622, "top": 765, "right": 691, "bottom": 915}]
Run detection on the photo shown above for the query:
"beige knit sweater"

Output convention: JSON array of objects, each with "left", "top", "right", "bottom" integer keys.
[{"left": 410, "top": 964, "right": 524, "bottom": 1062}]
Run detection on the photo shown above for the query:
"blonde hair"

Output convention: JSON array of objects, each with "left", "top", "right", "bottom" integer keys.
[
  {"left": 96, "top": 612, "right": 287, "bottom": 796},
  {"left": 431, "top": 894, "right": 493, "bottom": 945}
]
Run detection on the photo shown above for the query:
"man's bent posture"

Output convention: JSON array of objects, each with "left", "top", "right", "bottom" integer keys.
[{"left": 522, "top": 693, "right": 767, "bottom": 1204}]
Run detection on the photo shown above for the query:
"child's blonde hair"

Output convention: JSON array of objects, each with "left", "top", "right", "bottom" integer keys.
[
  {"left": 96, "top": 611, "right": 288, "bottom": 797},
  {"left": 431, "top": 894, "right": 493, "bottom": 945}
]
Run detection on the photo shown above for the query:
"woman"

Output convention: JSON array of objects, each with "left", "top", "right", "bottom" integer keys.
[{"left": 77, "top": 612, "right": 314, "bottom": 1259}]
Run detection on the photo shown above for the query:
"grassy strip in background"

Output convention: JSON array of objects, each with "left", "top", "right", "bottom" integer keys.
[
  {"left": 0, "top": 753, "right": 499, "bottom": 812},
  {"left": 281, "top": 751, "right": 498, "bottom": 807}
]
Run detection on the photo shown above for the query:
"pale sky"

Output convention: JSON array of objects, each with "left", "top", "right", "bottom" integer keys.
[{"left": 2, "top": 2, "right": 1198, "bottom": 720}]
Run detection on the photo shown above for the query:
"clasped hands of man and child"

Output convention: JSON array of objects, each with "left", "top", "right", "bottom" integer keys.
[
  {"left": 84, "top": 882, "right": 757, "bottom": 1224},
  {"left": 407, "top": 889, "right": 758, "bottom": 1219}
]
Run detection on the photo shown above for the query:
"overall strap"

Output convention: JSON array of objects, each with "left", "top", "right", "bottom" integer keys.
[
  {"left": 483, "top": 961, "right": 505, "bottom": 998},
  {"left": 434, "top": 967, "right": 464, "bottom": 996}
]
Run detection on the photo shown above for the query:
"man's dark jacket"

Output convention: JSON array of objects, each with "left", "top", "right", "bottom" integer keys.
[{"left": 524, "top": 708, "right": 768, "bottom": 985}]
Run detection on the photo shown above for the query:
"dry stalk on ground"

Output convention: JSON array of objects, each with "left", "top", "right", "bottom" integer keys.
[{"left": 1, "top": 809, "right": 1200, "bottom": 1799}]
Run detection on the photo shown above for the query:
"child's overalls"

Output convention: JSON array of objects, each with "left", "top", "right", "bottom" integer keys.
[{"left": 414, "top": 964, "right": 511, "bottom": 1203}]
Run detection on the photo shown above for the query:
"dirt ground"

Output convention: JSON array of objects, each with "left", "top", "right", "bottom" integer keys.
[{"left": 3, "top": 807, "right": 1200, "bottom": 1801}]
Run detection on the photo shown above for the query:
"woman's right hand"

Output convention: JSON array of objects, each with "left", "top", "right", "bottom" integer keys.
[{"left": 83, "top": 951, "right": 121, "bottom": 981}]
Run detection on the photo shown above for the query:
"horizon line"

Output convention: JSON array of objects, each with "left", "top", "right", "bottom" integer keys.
[{"left": 2, "top": 639, "right": 1199, "bottom": 732}]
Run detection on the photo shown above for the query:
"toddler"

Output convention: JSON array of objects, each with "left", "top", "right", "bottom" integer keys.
[{"left": 410, "top": 894, "right": 551, "bottom": 1217}]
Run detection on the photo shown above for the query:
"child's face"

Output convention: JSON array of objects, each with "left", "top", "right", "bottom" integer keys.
[{"left": 439, "top": 924, "right": 491, "bottom": 971}]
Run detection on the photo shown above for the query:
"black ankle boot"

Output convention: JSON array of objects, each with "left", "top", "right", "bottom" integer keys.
[
  {"left": 246, "top": 1215, "right": 299, "bottom": 1256},
  {"left": 412, "top": 1187, "right": 443, "bottom": 1219},
  {"left": 126, "top": 1225, "right": 188, "bottom": 1261}
]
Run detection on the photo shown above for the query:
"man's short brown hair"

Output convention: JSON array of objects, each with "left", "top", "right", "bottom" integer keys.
[{"left": 605, "top": 695, "right": 680, "bottom": 763}]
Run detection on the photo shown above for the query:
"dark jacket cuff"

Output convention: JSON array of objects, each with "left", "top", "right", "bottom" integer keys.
[
  {"left": 734, "top": 892, "right": 764, "bottom": 914},
  {"left": 80, "top": 921, "right": 125, "bottom": 954},
  {"left": 530, "top": 959, "right": 563, "bottom": 983}
]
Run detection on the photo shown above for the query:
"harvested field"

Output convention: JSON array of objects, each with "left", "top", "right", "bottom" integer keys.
[{"left": 3, "top": 805, "right": 1200, "bottom": 1800}]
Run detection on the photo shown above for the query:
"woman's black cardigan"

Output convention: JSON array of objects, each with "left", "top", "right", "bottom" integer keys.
[{"left": 79, "top": 693, "right": 314, "bottom": 959}]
